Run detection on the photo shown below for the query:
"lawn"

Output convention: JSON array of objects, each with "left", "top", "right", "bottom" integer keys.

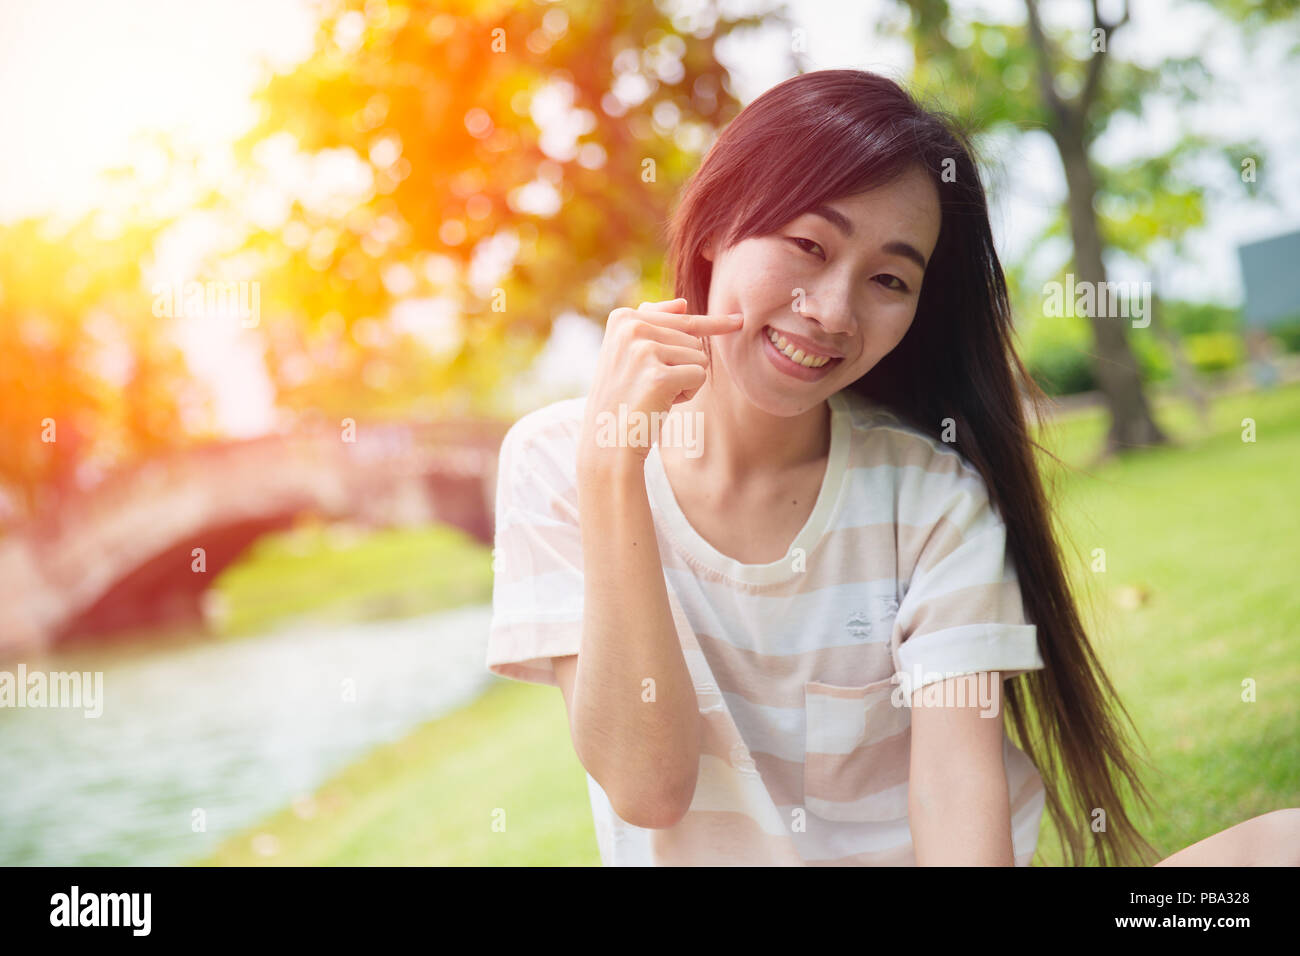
[
  {"left": 199, "top": 380, "right": 1300, "bottom": 866},
  {"left": 210, "top": 520, "right": 495, "bottom": 637}
]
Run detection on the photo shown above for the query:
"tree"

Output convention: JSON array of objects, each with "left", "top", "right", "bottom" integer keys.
[
  {"left": 217, "top": 0, "right": 773, "bottom": 420},
  {"left": 0, "top": 214, "right": 210, "bottom": 519},
  {"left": 891, "top": 0, "right": 1274, "bottom": 453}
]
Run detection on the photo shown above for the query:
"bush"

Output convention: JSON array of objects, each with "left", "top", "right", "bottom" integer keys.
[
  {"left": 1271, "top": 316, "right": 1300, "bottom": 354},
  {"left": 1161, "top": 300, "right": 1242, "bottom": 337},
  {"left": 1184, "top": 332, "right": 1245, "bottom": 372},
  {"left": 1132, "top": 331, "right": 1173, "bottom": 385},
  {"left": 1025, "top": 344, "right": 1097, "bottom": 396},
  {"left": 1025, "top": 332, "right": 1179, "bottom": 397}
]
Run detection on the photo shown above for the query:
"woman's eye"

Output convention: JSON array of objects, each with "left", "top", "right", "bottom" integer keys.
[
  {"left": 788, "top": 237, "right": 825, "bottom": 259},
  {"left": 783, "top": 237, "right": 909, "bottom": 291}
]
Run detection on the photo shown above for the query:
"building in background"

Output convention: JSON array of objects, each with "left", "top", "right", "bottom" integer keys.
[
  {"left": 1238, "top": 229, "right": 1300, "bottom": 330},
  {"left": 1237, "top": 229, "right": 1300, "bottom": 388}
]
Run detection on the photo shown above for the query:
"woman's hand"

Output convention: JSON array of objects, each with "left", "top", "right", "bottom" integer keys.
[
  {"left": 579, "top": 297, "right": 742, "bottom": 470},
  {"left": 568, "top": 295, "right": 731, "bottom": 824}
]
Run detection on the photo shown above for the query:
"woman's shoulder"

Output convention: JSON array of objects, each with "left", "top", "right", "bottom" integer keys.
[{"left": 500, "top": 395, "right": 587, "bottom": 461}]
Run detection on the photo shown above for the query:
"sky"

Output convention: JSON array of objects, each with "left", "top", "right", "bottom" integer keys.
[{"left": 1, "top": 0, "right": 1296, "bottom": 432}]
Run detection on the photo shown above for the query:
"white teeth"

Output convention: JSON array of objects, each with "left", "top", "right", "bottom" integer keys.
[{"left": 766, "top": 327, "right": 831, "bottom": 368}]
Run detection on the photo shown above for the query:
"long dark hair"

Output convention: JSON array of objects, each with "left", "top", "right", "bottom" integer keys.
[{"left": 667, "top": 68, "right": 1162, "bottom": 866}]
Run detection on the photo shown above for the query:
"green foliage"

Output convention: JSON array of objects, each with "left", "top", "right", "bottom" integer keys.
[
  {"left": 1132, "top": 329, "right": 1174, "bottom": 384},
  {"left": 1202, "top": 0, "right": 1300, "bottom": 37},
  {"left": 1161, "top": 299, "right": 1243, "bottom": 336},
  {"left": 1017, "top": 294, "right": 1212, "bottom": 395},
  {"left": 0, "top": 215, "right": 212, "bottom": 517},
  {"left": 1270, "top": 315, "right": 1300, "bottom": 353},
  {"left": 1026, "top": 344, "right": 1097, "bottom": 397},
  {"left": 1018, "top": 290, "right": 1095, "bottom": 395},
  {"left": 223, "top": 0, "right": 768, "bottom": 419},
  {"left": 897, "top": 0, "right": 1274, "bottom": 443},
  {"left": 1183, "top": 331, "right": 1245, "bottom": 372}
]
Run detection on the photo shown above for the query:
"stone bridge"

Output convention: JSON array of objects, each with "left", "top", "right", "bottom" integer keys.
[{"left": 0, "top": 420, "right": 509, "bottom": 657}]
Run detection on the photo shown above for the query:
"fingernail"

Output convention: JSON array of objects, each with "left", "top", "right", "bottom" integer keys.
[{"left": 729, "top": 312, "right": 744, "bottom": 322}]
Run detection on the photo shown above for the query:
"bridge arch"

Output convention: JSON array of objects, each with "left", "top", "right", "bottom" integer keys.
[{"left": 0, "top": 421, "right": 507, "bottom": 655}]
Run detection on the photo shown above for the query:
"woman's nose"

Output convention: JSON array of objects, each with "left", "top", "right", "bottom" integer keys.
[{"left": 796, "top": 288, "right": 856, "bottom": 336}]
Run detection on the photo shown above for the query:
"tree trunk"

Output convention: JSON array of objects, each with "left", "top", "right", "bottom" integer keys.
[{"left": 1056, "top": 127, "right": 1168, "bottom": 452}]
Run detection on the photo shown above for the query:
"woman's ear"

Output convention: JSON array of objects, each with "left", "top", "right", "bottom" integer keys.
[{"left": 701, "top": 237, "right": 714, "bottom": 262}]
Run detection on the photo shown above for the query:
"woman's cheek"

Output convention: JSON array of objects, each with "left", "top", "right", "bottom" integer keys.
[{"left": 880, "top": 309, "right": 917, "bottom": 351}]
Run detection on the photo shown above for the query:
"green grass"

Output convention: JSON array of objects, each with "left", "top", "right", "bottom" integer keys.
[
  {"left": 1029, "top": 382, "right": 1300, "bottom": 864},
  {"left": 199, "top": 381, "right": 1300, "bottom": 866},
  {"left": 211, "top": 521, "right": 494, "bottom": 638},
  {"left": 198, "top": 678, "right": 599, "bottom": 866}
]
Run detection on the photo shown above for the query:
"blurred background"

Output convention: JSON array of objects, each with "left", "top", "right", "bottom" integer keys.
[{"left": 0, "top": 0, "right": 1297, "bottom": 866}]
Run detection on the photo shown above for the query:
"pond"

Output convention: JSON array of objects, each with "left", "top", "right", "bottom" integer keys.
[{"left": 0, "top": 605, "right": 494, "bottom": 865}]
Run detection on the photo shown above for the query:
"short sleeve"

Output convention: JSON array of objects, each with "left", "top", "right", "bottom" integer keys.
[
  {"left": 890, "top": 455, "right": 1044, "bottom": 700},
  {"left": 485, "top": 411, "right": 585, "bottom": 687}
]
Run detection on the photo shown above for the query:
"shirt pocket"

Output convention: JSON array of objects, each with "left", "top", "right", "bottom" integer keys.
[{"left": 803, "top": 677, "right": 913, "bottom": 823}]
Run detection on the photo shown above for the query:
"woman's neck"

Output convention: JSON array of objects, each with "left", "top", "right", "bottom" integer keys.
[{"left": 658, "top": 372, "right": 831, "bottom": 490}]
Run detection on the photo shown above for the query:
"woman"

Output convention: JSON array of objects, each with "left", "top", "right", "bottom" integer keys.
[{"left": 486, "top": 68, "right": 1298, "bottom": 865}]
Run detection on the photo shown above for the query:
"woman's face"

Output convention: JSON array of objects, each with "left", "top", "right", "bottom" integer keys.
[{"left": 703, "top": 164, "right": 942, "bottom": 418}]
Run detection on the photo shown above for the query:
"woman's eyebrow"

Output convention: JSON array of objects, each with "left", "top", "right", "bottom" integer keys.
[{"left": 808, "top": 204, "right": 928, "bottom": 273}]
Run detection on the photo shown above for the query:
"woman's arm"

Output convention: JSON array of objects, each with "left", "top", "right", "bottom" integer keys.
[
  {"left": 908, "top": 672, "right": 1016, "bottom": 865},
  {"left": 1154, "top": 808, "right": 1300, "bottom": 866},
  {"left": 564, "top": 453, "right": 702, "bottom": 830},
  {"left": 560, "top": 298, "right": 741, "bottom": 830}
]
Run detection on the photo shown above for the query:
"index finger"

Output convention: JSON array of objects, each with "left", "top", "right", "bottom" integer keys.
[
  {"left": 638, "top": 297, "right": 688, "bottom": 312},
  {"left": 642, "top": 310, "right": 745, "bottom": 336}
]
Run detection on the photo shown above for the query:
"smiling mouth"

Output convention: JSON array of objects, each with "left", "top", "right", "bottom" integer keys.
[
  {"left": 764, "top": 326, "right": 841, "bottom": 368},
  {"left": 760, "top": 326, "right": 843, "bottom": 382}
]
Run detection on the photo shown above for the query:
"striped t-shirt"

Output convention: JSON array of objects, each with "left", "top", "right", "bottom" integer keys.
[{"left": 487, "top": 387, "right": 1047, "bottom": 865}]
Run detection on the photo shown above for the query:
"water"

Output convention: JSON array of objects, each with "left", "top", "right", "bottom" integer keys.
[{"left": 0, "top": 605, "right": 495, "bottom": 865}]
